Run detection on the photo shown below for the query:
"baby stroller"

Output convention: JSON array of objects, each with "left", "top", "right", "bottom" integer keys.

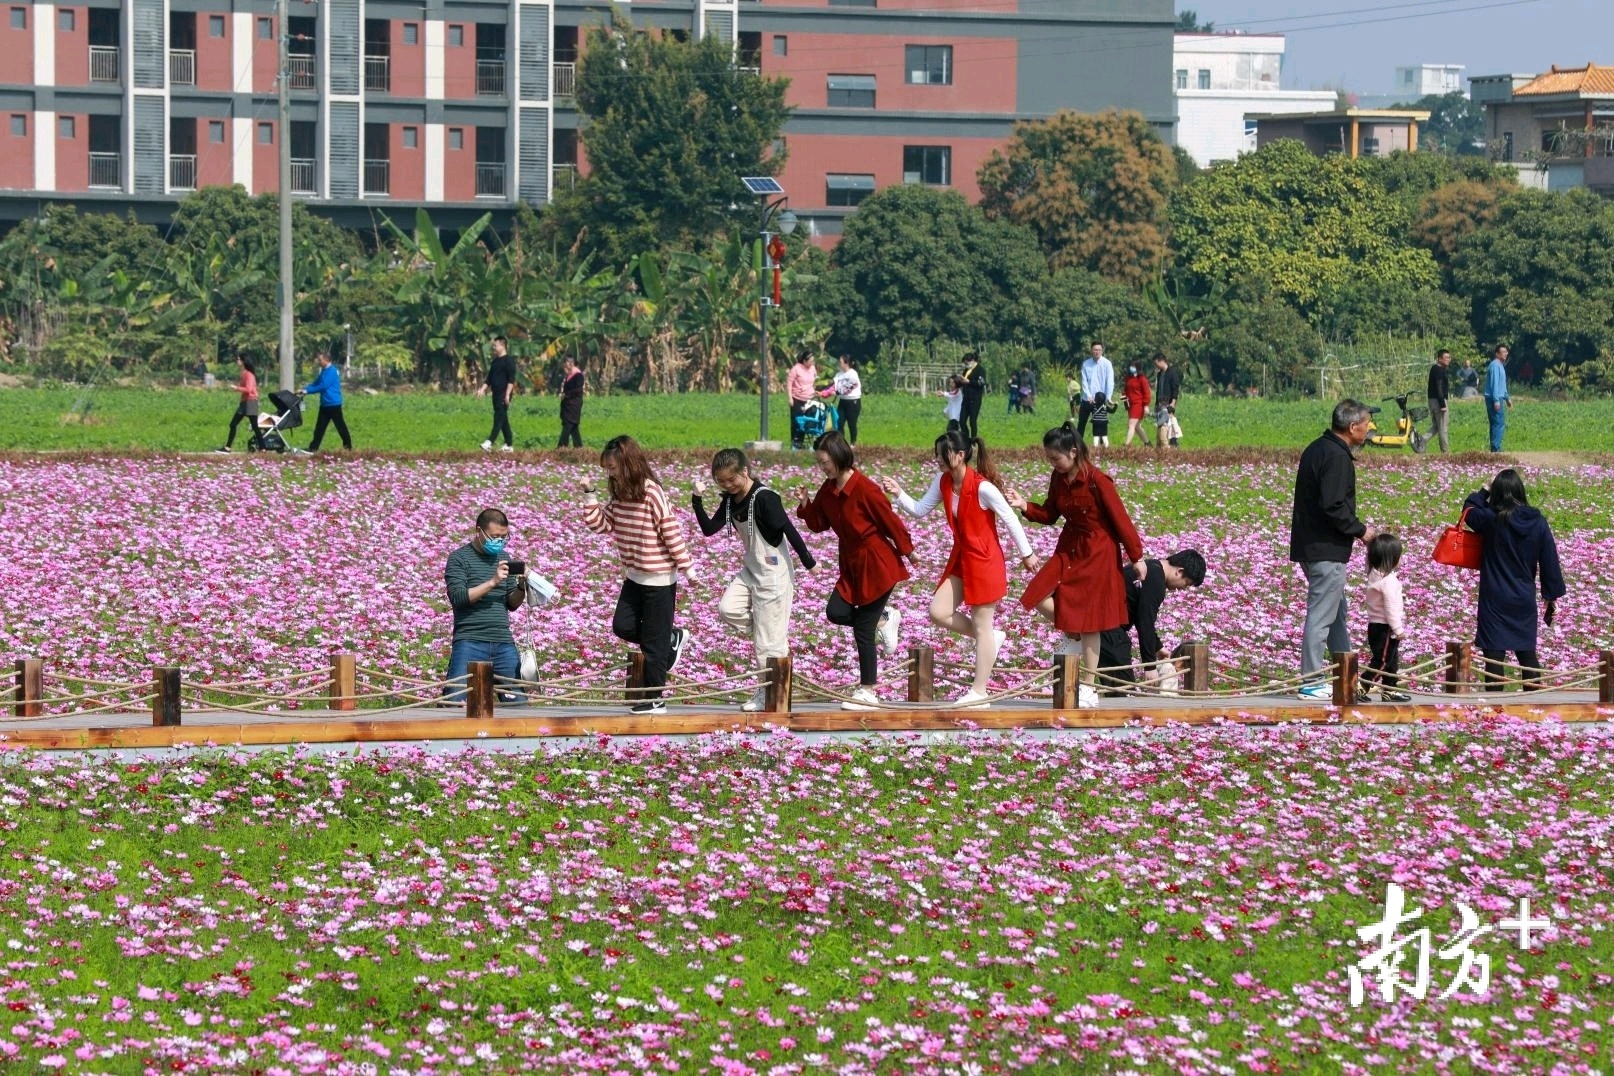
[
  {"left": 793, "top": 398, "right": 832, "bottom": 447},
  {"left": 253, "top": 390, "right": 305, "bottom": 453}
]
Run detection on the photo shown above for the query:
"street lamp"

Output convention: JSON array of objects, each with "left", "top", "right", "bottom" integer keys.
[{"left": 743, "top": 176, "right": 797, "bottom": 446}]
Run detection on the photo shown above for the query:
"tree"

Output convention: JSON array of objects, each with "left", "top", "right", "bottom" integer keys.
[
  {"left": 978, "top": 109, "right": 1178, "bottom": 286},
  {"left": 1410, "top": 178, "right": 1512, "bottom": 268},
  {"left": 1168, "top": 140, "right": 1441, "bottom": 314},
  {"left": 1176, "top": 10, "right": 1214, "bottom": 31},
  {"left": 548, "top": 19, "right": 792, "bottom": 267},
  {"left": 1388, "top": 92, "right": 1486, "bottom": 155},
  {"left": 816, "top": 184, "right": 1046, "bottom": 360}
]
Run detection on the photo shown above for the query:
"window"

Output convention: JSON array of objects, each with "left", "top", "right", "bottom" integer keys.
[
  {"left": 58, "top": 9, "right": 74, "bottom": 32},
  {"left": 209, "top": 15, "right": 225, "bottom": 38},
  {"left": 1197, "top": 69, "right": 1211, "bottom": 90},
  {"left": 258, "top": 121, "right": 273, "bottom": 144},
  {"left": 1361, "top": 136, "right": 1380, "bottom": 156},
  {"left": 257, "top": 17, "right": 272, "bottom": 40},
  {"left": 8, "top": 114, "right": 24, "bottom": 137},
  {"left": 402, "top": 23, "right": 418, "bottom": 46},
  {"left": 10, "top": 7, "right": 25, "bottom": 30},
  {"left": 448, "top": 127, "right": 463, "bottom": 150},
  {"left": 58, "top": 116, "right": 74, "bottom": 138},
  {"left": 827, "top": 74, "right": 875, "bottom": 108},
  {"left": 905, "top": 45, "right": 951, "bottom": 86},
  {"left": 402, "top": 126, "right": 418, "bottom": 148},
  {"left": 903, "top": 145, "right": 949, "bottom": 185},
  {"left": 1175, "top": 68, "right": 1188, "bottom": 90},
  {"left": 826, "top": 173, "right": 875, "bottom": 207},
  {"left": 208, "top": 120, "right": 225, "bottom": 143},
  {"left": 447, "top": 25, "right": 463, "bottom": 47},
  {"left": 773, "top": 35, "right": 786, "bottom": 56},
  {"left": 1502, "top": 131, "right": 1514, "bottom": 162}
]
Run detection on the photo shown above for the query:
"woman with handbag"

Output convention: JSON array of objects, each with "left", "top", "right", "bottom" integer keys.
[{"left": 1462, "top": 469, "right": 1565, "bottom": 690}]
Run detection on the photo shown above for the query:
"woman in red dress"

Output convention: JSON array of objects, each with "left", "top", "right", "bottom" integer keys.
[
  {"left": 1007, "top": 423, "right": 1145, "bottom": 707},
  {"left": 796, "top": 431, "right": 917, "bottom": 711},
  {"left": 884, "top": 430, "right": 1039, "bottom": 709},
  {"left": 1122, "top": 361, "right": 1152, "bottom": 446}
]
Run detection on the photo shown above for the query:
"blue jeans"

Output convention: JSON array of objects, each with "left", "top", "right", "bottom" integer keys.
[
  {"left": 445, "top": 638, "right": 522, "bottom": 702},
  {"left": 1485, "top": 398, "right": 1506, "bottom": 452}
]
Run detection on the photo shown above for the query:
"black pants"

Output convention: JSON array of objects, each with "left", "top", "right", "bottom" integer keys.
[
  {"left": 1365, "top": 622, "right": 1401, "bottom": 688},
  {"left": 226, "top": 404, "right": 263, "bottom": 450},
  {"left": 1481, "top": 648, "right": 1542, "bottom": 692},
  {"left": 826, "top": 589, "right": 891, "bottom": 687},
  {"left": 838, "top": 398, "right": 861, "bottom": 445},
  {"left": 557, "top": 419, "right": 581, "bottom": 448},
  {"left": 488, "top": 402, "right": 513, "bottom": 447},
  {"left": 1097, "top": 627, "right": 1134, "bottom": 694},
  {"left": 612, "top": 579, "right": 677, "bottom": 697},
  {"left": 960, "top": 396, "right": 981, "bottom": 441},
  {"left": 308, "top": 405, "right": 352, "bottom": 450},
  {"left": 790, "top": 400, "right": 810, "bottom": 448},
  {"left": 1075, "top": 399, "right": 1096, "bottom": 439}
]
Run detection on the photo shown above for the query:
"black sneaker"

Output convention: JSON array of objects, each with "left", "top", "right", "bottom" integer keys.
[
  {"left": 629, "top": 699, "right": 667, "bottom": 715},
  {"left": 215, "top": 446, "right": 232, "bottom": 453},
  {"left": 668, "top": 628, "right": 689, "bottom": 672},
  {"left": 1380, "top": 689, "right": 1412, "bottom": 703}
]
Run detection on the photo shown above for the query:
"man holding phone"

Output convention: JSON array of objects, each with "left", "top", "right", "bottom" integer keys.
[{"left": 444, "top": 507, "right": 528, "bottom": 702}]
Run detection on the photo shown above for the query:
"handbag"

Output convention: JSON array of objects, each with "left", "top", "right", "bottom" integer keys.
[{"left": 1432, "top": 508, "right": 1483, "bottom": 570}]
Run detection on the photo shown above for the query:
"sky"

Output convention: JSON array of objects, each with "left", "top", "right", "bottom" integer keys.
[{"left": 1185, "top": 0, "right": 1612, "bottom": 94}]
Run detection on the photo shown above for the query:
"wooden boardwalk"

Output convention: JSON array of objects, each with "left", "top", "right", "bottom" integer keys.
[{"left": 1, "top": 692, "right": 1608, "bottom": 751}]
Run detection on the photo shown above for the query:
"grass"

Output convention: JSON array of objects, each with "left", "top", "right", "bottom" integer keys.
[{"left": 2, "top": 385, "right": 1611, "bottom": 453}]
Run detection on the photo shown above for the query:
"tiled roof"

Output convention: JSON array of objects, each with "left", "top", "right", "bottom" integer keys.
[{"left": 1514, "top": 63, "right": 1614, "bottom": 97}]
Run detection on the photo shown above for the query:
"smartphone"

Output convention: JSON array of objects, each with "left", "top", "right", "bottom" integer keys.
[{"left": 505, "top": 560, "right": 526, "bottom": 577}]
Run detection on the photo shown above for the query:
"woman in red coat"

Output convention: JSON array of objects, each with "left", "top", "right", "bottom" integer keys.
[
  {"left": 796, "top": 431, "right": 917, "bottom": 710},
  {"left": 883, "top": 430, "right": 1040, "bottom": 709},
  {"left": 1007, "top": 423, "right": 1145, "bottom": 707},
  {"left": 1122, "top": 362, "right": 1152, "bottom": 446}
]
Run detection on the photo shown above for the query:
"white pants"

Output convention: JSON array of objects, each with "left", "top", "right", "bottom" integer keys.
[{"left": 719, "top": 570, "right": 793, "bottom": 665}]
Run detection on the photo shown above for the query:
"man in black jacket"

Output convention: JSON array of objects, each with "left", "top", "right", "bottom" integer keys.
[
  {"left": 1153, "top": 353, "right": 1182, "bottom": 448},
  {"left": 479, "top": 335, "right": 516, "bottom": 452},
  {"left": 1098, "top": 549, "right": 1207, "bottom": 692},
  {"left": 1426, "top": 348, "right": 1451, "bottom": 453},
  {"left": 1290, "top": 400, "right": 1375, "bottom": 699},
  {"left": 959, "top": 352, "right": 986, "bottom": 440},
  {"left": 557, "top": 355, "right": 584, "bottom": 448}
]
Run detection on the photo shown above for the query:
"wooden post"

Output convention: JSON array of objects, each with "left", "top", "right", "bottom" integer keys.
[
  {"left": 1445, "top": 642, "right": 1471, "bottom": 694},
  {"left": 1052, "top": 652, "right": 1081, "bottom": 710},
  {"left": 13, "top": 658, "right": 43, "bottom": 719},
  {"left": 465, "top": 661, "right": 494, "bottom": 721},
  {"left": 1183, "top": 640, "right": 1209, "bottom": 695},
  {"left": 764, "top": 655, "right": 793, "bottom": 714},
  {"left": 1600, "top": 650, "right": 1614, "bottom": 706},
  {"left": 907, "top": 645, "right": 934, "bottom": 704},
  {"left": 151, "top": 667, "right": 182, "bottom": 727},
  {"left": 329, "top": 651, "right": 356, "bottom": 712},
  {"left": 1332, "top": 651, "right": 1358, "bottom": 707},
  {"left": 626, "top": 652, "right": 646, "bottom": 704}
]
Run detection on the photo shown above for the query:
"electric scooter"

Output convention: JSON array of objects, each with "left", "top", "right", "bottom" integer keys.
[{"left": 1363, "top": 393, "right": 1428, "bottom": 453}]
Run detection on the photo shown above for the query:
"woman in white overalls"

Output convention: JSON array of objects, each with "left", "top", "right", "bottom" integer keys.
[{"left": 693, "top": 448, "right": 817, "bottom": 711}]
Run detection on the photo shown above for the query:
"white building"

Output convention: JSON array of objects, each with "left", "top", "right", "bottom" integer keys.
[
  {"left": 1394, "top": 64, "right": 1466, "bottom": 98},
  {"left": 1173, "top": 33, "right": 1337, "bottom": 165}
]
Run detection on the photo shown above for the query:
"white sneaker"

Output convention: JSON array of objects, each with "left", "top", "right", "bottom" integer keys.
[
  {"left": 499, "top": 443, "right": 514, "bottom": 453},
  {"left": 1077, "top": 685, "right": 1099, "bottom": 708},
  {"left": 878, "top": 609, "right": 902, "bottom": 656},
  {"left": 841, "top": 687, "right": 880, "bottom": 711},
  {"left": 741, "top": 688, "right": 767, "bottom": 713},
  {"left": 480, "top": 440, "right": 493, "bottom": 452},
  {"left": 953, "top": 689, "right": 991, "bottom": 710}
]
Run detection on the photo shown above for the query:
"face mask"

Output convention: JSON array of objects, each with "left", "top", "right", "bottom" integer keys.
[{"left": 481, "top": 532, "right": 507, "bottom": 555}]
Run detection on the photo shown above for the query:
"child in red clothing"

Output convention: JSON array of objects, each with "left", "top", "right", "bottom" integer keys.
[{"left": 1122, "top": 362, "right": 1152, "bottom": 446}]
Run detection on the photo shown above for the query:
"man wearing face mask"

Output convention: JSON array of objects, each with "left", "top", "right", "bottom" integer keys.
[{"left": 443, "top": 507, "right": 529, "bottom": 702}]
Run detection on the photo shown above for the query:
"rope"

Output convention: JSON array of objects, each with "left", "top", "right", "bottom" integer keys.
[
  {"left": 352, "top": 665, "right": 452, "bottom": 688},
  {"left": 184, "top": 670, "right": 326, "bottom": 692}
]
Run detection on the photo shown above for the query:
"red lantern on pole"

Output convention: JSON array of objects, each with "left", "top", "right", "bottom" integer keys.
[{"left": 768, "top": 234, "right": 788, "bottom": 307}]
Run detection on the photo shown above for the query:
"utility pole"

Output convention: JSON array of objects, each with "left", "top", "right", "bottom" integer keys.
[{"left": 276, "top": 0, "right": 295, "bottom": 391}]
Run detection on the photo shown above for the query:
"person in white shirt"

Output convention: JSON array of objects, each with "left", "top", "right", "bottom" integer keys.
[
  {"left": 938, "top": 375, "right": 963, "bottom": 431},
  {"left": 1360, "top": 533, "right": 1408, "bottom": 703},
  {"left": 826, "top": 355, "right": 864, "bottom": 445},
  {"left": 1077, "top": 343, "right": 1116, "bottom": 446},
  {"left": 882, "top": 430, "right": 1039, "bottom": 709}
]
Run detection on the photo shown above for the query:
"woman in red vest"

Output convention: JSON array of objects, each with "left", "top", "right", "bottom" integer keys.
[
  {"left": 796, "top": 431, "right": 917, "bottom": 711},
  {"left": 1008, "top": 422, "right": 1145, "bottom": 708},
  {"left": 884, "top": 430, "right": 1040, "bottom": 709}
]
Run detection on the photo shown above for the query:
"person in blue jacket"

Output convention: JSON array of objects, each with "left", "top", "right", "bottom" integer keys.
[
  {"left": 304, "top": 350, "right": 352, "bottom": 451},
  {"left": 1463, "top": 468, "right": 1565, "bottom": 690},
  {"left": 1483, "top": 344, "right": 1512, "bottom": 452}
]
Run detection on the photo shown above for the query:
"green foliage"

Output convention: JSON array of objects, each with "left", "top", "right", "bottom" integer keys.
[
  {"left": 977, "top": 110, "right": 1178, "bottom": 285},
  {"left": 1010, "top": 268, "right": 1159, "bottom": 363},
  {"left": 1169, "top": 141, "right": 1442, "bottom": 314},
  {"left": 1198, "top": 296, "right": 1325, "bottom": 393},
  {"left": 1313, "top": 277, "right": 1473, "bottom": 347},
  {"left": 1386, "top": 92, "right": 1487, "bottom": 156},
  {"left": 1448, "top": 188, "right": 1614, "bottom": 368},
  {"left": 819, "top": 185, "right": 1046, "bottom": 360}
]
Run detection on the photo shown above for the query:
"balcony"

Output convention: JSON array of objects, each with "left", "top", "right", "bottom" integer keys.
[
  {"left": 289, "top": 157, "right": 316, "bottom": 194},
  {"left": 552, "top": 163, "right": 577, "bottom": 191},
  {"left": 475, "top": 162, "right": 505, "bottom": 197},
  {"left": 553, "top": 61, "right": 575, "bottom": 99},
  {"left": 287, "top": 54, "right": 316, "bottom": 91},
  {"left": 738, "top": 65, "right": 760, "bottom": 78},
  {"left": 169, "top": 48, "right": 195, "bottom": 86},
  {"left": 169, "top": 154, "right": 197, "bottom": 191},
  {"left": 362, "top": 158, "right": 390, "bottom": 195},
  {"left": 476, "top": 58, "right": 506, "bottom": 96},
  {"left": 89, "top": 46, "right": 120, "bottom": 83},
  {"left": 89, "top": 152, "right": 122, "bottom": 188},
  {"left": 364, "top": 54, "right": 389, "bottom": 92}
]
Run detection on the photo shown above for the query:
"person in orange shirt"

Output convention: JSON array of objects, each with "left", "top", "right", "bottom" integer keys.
[{"left": 787, "top": 351, "right": 820, "bottom": 450}]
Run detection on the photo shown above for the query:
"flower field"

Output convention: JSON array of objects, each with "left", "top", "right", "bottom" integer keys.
[{"left": 1, "top": 454, "right": 1613, "bottom": 1073}]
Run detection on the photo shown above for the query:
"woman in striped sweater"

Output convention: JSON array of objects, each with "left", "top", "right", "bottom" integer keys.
[{"left": 582, "top": 435, "right": 695, "bottom": 715}]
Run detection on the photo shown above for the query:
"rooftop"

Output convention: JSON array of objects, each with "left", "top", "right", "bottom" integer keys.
[{"left": 1514, "top": 63, "right": 1614, "bottom": 97}]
